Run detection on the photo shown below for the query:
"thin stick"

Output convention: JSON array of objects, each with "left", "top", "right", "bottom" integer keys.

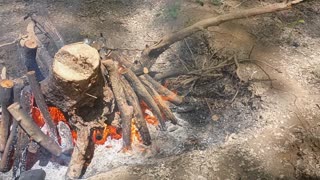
[
  {"left": 7, "top": 102, "right": 62, "bottom": 156},
  {"left": 121, "top": 77, "right": 151, "bottom": 145},
  {"left": 0, "top": 120, "right": 18, "bottom": 172},
  {"left": 143, "top": 74, "right": 184, "bottom": 105},
  {"left": 26, "top": 71, "right": 58, "bottom": 142},
  {"left": 103, "top": 60, "right": 133, "bottom": 150},
  {"left": 119, "top": 67, "right": 167, "bottom": 130},
  {"left": 140, "top": 75, "right": 178, "bottom": 124}
]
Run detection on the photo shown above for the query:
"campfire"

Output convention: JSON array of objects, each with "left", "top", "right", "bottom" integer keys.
[
  {"left": 0, "top": 14, "right": 183, "bottom": 179},
  {"left": 0, "top": 1, "right": 304, "bottom": 179}
]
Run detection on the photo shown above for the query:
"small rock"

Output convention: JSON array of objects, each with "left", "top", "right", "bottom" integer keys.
[
  {"left": 211, "top": 114, "right": 220, "bottom": 121},
  {"left": 19, "top": 169, "right": 46, "bottom": 180}
]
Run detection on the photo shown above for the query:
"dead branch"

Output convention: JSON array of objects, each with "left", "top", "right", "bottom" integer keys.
[
  {"left": 27, "top": 71, "right": 58, "bottom": 142},
  {"left": 7, "top": 102, "right": 62, "bottom": 157},
  {"left": 118, "top": 67, "right": 167, "bottom": 130},
  {"left": 66, "top": 126, "right": 93, "bottom": 180},
  {"left": 103, "top": 60, "right": 133, "bottom": 150},
  {"left": 140, "top": 75, "right": 178, "bottom": 124},
  {"left": 143, "top": 74, "right": 184, "bottom": 105},
  {"left": 121, "top": 77, "right": 151, "bottom": 146},
  {"left": 0, "top": 120, "right": 18, "bottom": 172},
  {"left": 0, "top": 80, "right": 14, "bottom": 152},
  {"left": 131, "top": 0, "right": 304, "bottom": 74}
]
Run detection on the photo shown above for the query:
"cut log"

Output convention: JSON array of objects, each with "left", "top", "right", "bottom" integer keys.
[
  {"left": 140, "top": 75, "right": 177, "bottom": 124},
  {"left": 0, "top": 79, "right": 14, "bottom": 152},
  {"left": 121, "top": 77, "right": 151, "bottom": 146},
  {"left": 40, "top": 42, "right": 104, "bottom": 113},
  {"left": 7, "top": 102, "right": 62, "bottom": 156},
  {"left": 103, "top": 60, "right": 132, "bottom": 150}
]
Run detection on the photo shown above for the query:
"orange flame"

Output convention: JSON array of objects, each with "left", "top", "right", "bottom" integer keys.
[
  {"left": 140, "top": 101, "right": 159, "bottom": 126},
  {"left": 131, "top": 119, "right": 142, "bottom": 143},
  {"left": 92, "top": 125, "right": 122, "bottom": 144}
]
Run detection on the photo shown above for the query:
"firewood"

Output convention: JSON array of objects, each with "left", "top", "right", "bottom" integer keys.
[
  {"left": 40, "top": 42, "right": 104, "bottom": 113},
  {"left": 103, "top": 60, "right": 133, "bottom": 150},
  {"left": 66, "top": 126, "right": 93, "bottom": 180},
  {"left": 121, "top": 77, "right": 151, "bottom": 146},
  {"left": 0, "top": 120, "right": 18, "bottom": 172},
  {"left": 116, "top": 66, "right": 166, "bottom": 130},
  {"left": 26, "top": 71, "right": 58, "bottom": 142},
  {"left": 140, "top": 75, "right": 177, "bottom": 124},
  {"left": 0, "top": 79, "right": 25, "bottom": 172},
  {"left": 29, "top": 14, "right": 65, "bottom": 50},
  {"left": 0, "top": 79, "right": 14, "bottom": 152},
  {"left": 143, "top": 74, "right": 184, "bottom": 105},
  {"left": 7, "top": 102, "right": 62, "bottom": 157}
]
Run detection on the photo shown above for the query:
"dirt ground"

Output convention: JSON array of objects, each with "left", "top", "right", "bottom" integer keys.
[{"left": 0, "top": 0, "right": 320, "bottom": 179}]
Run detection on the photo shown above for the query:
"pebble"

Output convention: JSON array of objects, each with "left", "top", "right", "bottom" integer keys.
[{"left": 19, "top": 169, "right": 46, "bottom": 180}]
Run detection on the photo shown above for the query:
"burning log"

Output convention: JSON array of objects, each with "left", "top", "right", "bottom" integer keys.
[
  {"left": 119, "top": 68, "right": 167, "bottom": 130},
  {"left": 103, "top": 60, "right": 133, "bottom": 150},
  {"left": 121, "top": 77, "right": 151, "bottom": 146},
  {"left": 7, "top": 102, "right": 62, "bottom": 156},
  {"left": 139, "top": 75, "right": 177, "bottom": 124},
  {"left": 66, "top": 125, "right": 93, "bottom": 180},
  {"left": 143, "top": 74, "right": 184, "bottom": 105},
  {"left": 0, "top": 120, "right": 18, "bottom": 172},
  {"left": 27, "top": 71, "right": 58, "bottom": 142},
  {"left": 0, "top": 79, "right": 14, "bottom": 152}
]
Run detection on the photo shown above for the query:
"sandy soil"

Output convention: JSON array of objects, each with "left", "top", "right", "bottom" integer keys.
[{"left": 0, "top": 0, "right": 319, "bottom": 179}]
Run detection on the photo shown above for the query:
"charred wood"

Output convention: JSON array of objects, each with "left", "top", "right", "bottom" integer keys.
[
  {"left": 7, "top": 102, "right": 62, "bottom": 157},
  {"left": 140, "top": 75, "right": 177, "bottom": 124},
  {"left": 121, "top": 77, "right": 151, "bottom": 146},
  {"left": 0, "top": 79, "right": 14, "bottom": 152},
  {"left": 27, "top": 71, "right": 58, "bottom": 142},
  {"left": 103, "top": 60, "right": 132, "bottom": 150}
]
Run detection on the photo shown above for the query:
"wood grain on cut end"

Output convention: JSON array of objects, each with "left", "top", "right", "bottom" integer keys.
[{"left": 53, "top": 42, "right": 100, "bottom": 81}]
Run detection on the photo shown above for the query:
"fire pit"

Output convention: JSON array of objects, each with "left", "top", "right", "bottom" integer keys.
[{"left": 0, "top": 1, "right": 305, "bottom": 179}]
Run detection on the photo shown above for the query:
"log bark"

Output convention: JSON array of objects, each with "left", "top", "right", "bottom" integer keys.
[
  {"left": 140, "top": 75, "right": 177, "bottom": 124},
  {"left": 121, "top": 77, "right": 151, "bottom": 146},
  {"left": 40, "top": 42, "right": 104, "bottom": 114},
  {"left": 103, "top": 60, "right": 132, "bottom": 150},
  {"left": 7, "top": 102, "right": 62, "bottom": 156},
  {"left": 119, "top": 67, "right": 166, "bottom": 130},
  {"left": 143, "top": 74, "right": 184, "bottom": 105},
  {"left": 0, "top": 120, "right": 18, "bottom": 172},
  {"left": 0, "top": 80, "right": 14, "bottom": 152},
  {"left": 131, "top": 0, "right": 304, "bottom": 74},
  {"left": 66, "top": 126, "right": 93, "bottom": 180},
  {"left": 27, "top": 71, "right": 58, "bottom": 142}
]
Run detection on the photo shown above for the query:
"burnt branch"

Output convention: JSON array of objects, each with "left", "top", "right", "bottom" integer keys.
[
  {"left": 121, "top": 77, "right": 151, "bottom": 146},
  {"left": 131, "top": 0, "right": 304, "bottom": 74},
  {"left": 140, "top": 75, "right": 177, "bottom": 124},
  {"left": 7, "top": 102, "right": 62, "bottom": 157},
  {"left": 27, "top": 71, "right": 58, "bottom": 142},
  {"left": 143, "top": 74, "right": 184, "bottom": 105},
  {"left": 0, "top": 120, "right": 18, "bottom": 172},
  {"left": 103, "top": 60, "right": 133, "bottom": 150},
  {"left": 120, "top": 67, "right": 166, "bottom": 130},
  {"left": 0, "top": 80, "right": 14, "bottom": 152}
]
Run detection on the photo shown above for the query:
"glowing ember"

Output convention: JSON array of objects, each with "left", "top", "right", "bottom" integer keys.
[
  {"left": 92, "top": 125, "right": 122, "bottom": 145},
  {"left": 140, "top": 101, "right": 159, "bottom": 125}
]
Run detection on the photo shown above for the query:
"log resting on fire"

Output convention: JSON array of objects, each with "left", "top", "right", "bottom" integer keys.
[
  {"left": 103, "top": 59, "right": 133, "bottom": 150},
  {"left": 0, "top": 79, "right": 14, "bottom": 152},
  {"left": 120, "top": 77, "right": 151, "bottom": 146},
  {"left": 7, "top": 102, "right": 62, "bottom": 156}
]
